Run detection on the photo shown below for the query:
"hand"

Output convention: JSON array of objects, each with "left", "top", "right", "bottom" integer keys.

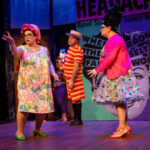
[
  {"left": 53, "top": 74, "right": 59, "bottom": 81},
  {"left": 87, "top": 69, "right": 98, "bottom": 78},
  {"left": 2, "top": 32, "right": 15, "bottom": 44},
  {"left": 68, "top": 80, "right": 74, "bottom": 89}
]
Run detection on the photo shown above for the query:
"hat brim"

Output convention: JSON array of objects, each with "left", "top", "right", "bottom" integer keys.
[{"left": 66, "top": 33, "right": 83, "bottom": 41}]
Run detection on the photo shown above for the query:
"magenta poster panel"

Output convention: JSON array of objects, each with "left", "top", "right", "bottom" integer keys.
[{"left": 76, "top": 0, "right": 150, "bottom": 21}]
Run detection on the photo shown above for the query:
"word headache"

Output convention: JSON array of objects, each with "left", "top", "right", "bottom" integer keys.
[{"left": 76, "top": 0, "right": 150, "bottom": 18}]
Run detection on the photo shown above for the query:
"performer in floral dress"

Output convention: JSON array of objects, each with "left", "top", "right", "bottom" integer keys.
[{"left": 2, "top": 24, "right": 58, "bottom": 140}]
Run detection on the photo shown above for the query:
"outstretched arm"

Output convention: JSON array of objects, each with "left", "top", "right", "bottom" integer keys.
[{"left": 2, "top": 32, "right": 22, "bottom": 58}]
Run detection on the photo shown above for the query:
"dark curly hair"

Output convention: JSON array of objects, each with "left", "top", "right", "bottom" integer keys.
[{"left": 102, "top": 4, "right": 122, "bottom": 32}]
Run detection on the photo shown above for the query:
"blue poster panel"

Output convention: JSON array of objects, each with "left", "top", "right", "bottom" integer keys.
[
  {"left": 10, "top": 0, "right": 50, "bottom": 29},
  {"left": 53, "top": 0, "right": 76, "bottom": 26}
]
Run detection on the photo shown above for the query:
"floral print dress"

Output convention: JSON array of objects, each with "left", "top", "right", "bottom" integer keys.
[
  {"left": 17, "top": 45, "right": 54, "bottom": 113},
  {"left": 92, "top": 44, "right": 145, "bottom": 104},
  {"left": 93, "top": 69, "right": 145, "bottom": 104}
]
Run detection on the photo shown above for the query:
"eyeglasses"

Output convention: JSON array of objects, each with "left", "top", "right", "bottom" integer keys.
[{"left": 24, "top": 33, "right": 34, "bottom": 38}]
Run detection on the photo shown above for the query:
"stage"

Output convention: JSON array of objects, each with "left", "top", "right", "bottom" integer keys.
[{"left": 0, "top": 121, "right": 150, "bottom": 150}]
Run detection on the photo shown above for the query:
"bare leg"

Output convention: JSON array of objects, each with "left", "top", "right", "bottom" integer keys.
[
  {"left": 115, "top": 103, "right": 127, "bottom": 129},
  {"left": 62, "top": 113, "right": 67, "bottom": 121},
  {"left": 110, "top": 103, "right": 130, "bottom": 138},
  {"left": 34, "top": 113, "right": 46, "bottom": 133},
  {"left": 16, "top": 112, "right": 29, "bottom": 137}
]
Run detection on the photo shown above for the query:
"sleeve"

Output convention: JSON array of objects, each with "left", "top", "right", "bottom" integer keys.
[
  {"left": 16, "top": 45, "right": 24, "bottom": 58},
  {"left": 74, "top": 47, "right": 84, "bottom": 64},
  {"left": 45, "top": 47, "right": 50, "bottom": 56},
  {"left": 99, "top": 57, "right": 104, "bottom": 64},
  {"left": 45, "top": 47, "right": 52, "bottom": 66},
  {"left": 17, "top": 45, "right": 24, "bottom": 51},
  {"left": 95, "top": 38, "right": 121, "bottom": 73}
]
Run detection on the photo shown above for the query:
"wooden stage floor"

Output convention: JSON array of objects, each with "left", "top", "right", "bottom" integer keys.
[{"left": 0, "top": 121, "right": 150, "bottom": 150}]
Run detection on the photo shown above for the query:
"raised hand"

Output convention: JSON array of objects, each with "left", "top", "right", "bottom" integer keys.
[
  {"left": 2, "top": 32, "right": 15, "bottom": 44},
  {"left": 2, "top": 32, "right": 20, "bottom": 57}
]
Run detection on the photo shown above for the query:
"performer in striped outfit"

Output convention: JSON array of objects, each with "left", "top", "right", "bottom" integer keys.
[{"left": 64, "top": 30, "right": 85, "bottom": 126}]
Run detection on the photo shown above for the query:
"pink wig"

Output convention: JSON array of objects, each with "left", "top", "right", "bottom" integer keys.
[{"left": 21, "top": 24, "right": 41, "bottom": 43}]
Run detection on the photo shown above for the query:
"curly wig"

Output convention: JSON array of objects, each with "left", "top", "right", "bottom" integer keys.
[{"left": 21, "top": 24, "right": 41, "bottom": 43}]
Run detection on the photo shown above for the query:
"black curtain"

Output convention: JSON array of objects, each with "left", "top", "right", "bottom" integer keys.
[{"left": 0, "top": 0, "right": 8, "bottom": 123}]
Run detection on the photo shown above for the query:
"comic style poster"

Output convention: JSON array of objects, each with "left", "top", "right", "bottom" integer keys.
[
  {"left": 122, "top": 14, "right": 150, "bottom": 120},
  {"left": 77, "top": 13, "right": 150, "bottom": 120},
  {"left": 77, "top": 20, "right": 119, "bottom": 120}
]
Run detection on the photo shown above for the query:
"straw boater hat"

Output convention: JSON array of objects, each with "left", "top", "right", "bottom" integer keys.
[{"left": 66, "top": 30, "right": 83, "bottom": 41}]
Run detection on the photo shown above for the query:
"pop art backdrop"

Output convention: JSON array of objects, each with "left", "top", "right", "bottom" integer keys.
[
  {"left": 77, "top": 20, "right": 119, "bottom": 120},
  {"left": 122, "top": 14, "right": 150, "bottom": 120},
  {"left": 76, "top": 6, "right": 150, "bottom": 120}
]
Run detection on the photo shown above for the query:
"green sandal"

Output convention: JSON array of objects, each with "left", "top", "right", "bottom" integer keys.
[
  {"left": 32, "top": 130, "right": 48, "bottom": 137},
  {"left": 15, "top": 133, "right": 26, "bottom": 141}
]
